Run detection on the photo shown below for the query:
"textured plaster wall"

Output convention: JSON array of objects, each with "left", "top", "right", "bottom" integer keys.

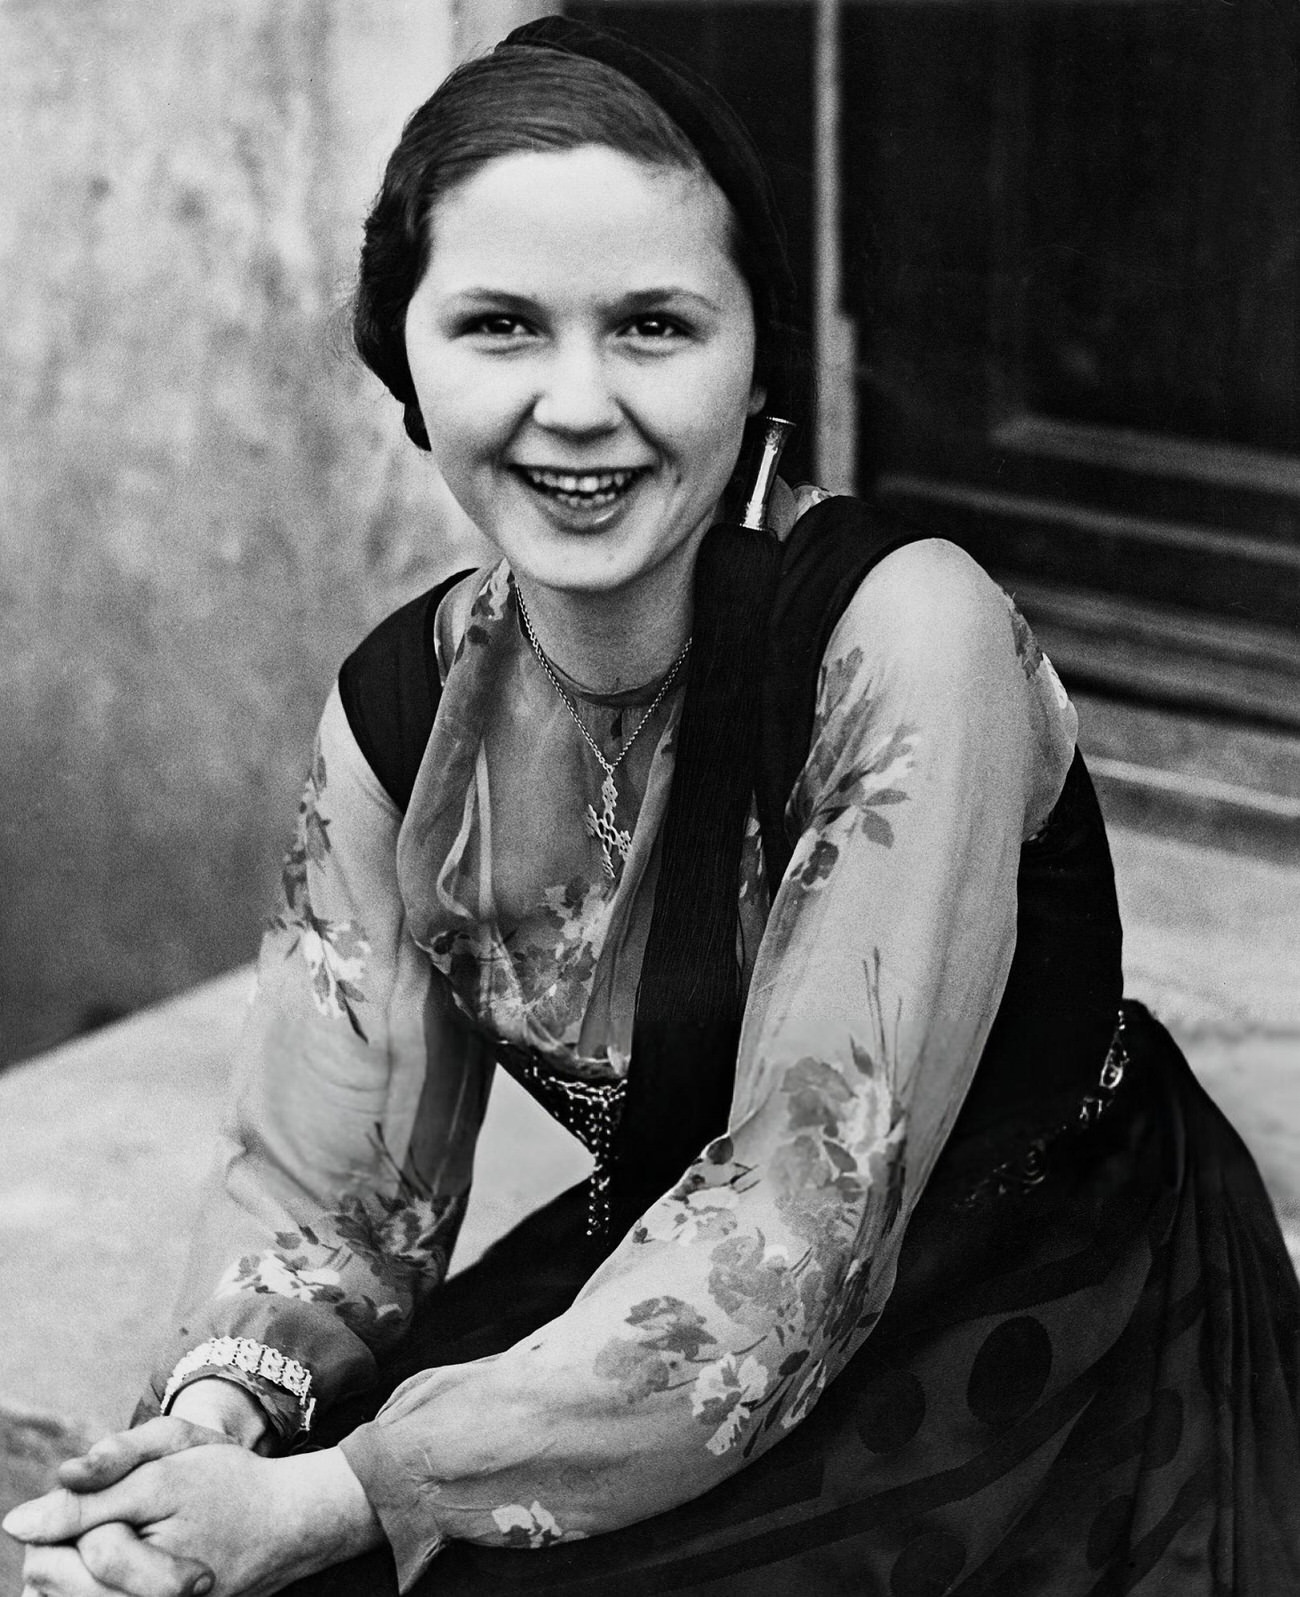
[{"left": 0, "top": 1, "right": 501, "bottom": 1065}]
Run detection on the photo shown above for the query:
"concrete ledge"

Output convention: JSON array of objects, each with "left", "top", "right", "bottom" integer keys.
[{"left": 0, "top": 1404, "right": 99, "bottom": 1591}]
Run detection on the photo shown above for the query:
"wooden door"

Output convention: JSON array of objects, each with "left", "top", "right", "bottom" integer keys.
[
  {"left": 569, "top": 1, "right": 1300, "bottom": 842},
  {"left": 847, "top": 0, "right": 1300, "bottom": 731}
]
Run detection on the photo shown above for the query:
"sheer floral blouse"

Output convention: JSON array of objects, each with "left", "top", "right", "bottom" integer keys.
[{"left": 146, "top": 530, "right": 1078, "bottom": 1592}]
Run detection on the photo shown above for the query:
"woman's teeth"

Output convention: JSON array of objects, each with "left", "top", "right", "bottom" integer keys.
[{"left": 519, "top": 467, "right": 642, "bottom": 509}]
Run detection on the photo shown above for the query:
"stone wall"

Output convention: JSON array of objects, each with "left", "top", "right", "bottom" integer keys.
[{"left": 0, "top": 0, "right": 510, "bottom": 1065}]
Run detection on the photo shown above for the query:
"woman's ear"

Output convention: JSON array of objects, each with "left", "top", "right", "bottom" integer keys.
[{"left": 747, "top": 383, "right": 767, "bottom": 417}]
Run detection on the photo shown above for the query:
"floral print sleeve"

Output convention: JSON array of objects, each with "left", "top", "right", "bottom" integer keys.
[
  {"left": 339, "top": 539, "right": 1078, "bottom": 1591},
  {"left": 141, "top": 686, "right": 494, "bottom": 1424}
]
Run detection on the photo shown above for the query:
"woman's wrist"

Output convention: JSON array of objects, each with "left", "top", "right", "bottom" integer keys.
[
  {"left": 167, "top": 1376, "right": 272, "bottom": 1450},
  {"left": 272, "top": 1448, "right": 386, "bottom": 1581}
]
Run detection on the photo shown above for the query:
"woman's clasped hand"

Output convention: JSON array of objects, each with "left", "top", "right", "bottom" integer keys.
[{"left": 5, "top": 1410, "right": 381, "bottom": 1597}]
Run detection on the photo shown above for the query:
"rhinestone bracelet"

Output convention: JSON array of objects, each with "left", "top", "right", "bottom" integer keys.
[{"left": 162, "top": 1336, "right": 316, "bottom": 1433}]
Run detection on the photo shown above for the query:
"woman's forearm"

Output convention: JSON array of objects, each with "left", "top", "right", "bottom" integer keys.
[
  {"left": 336, "top": 1103, "right": 911, "bottom": 1585},
  {"left": 271, "top": 1449, "right": 387, "bottom": 1583},
  {"left": 168, "top": 1378, "right": 272, "bottom": 1450}
]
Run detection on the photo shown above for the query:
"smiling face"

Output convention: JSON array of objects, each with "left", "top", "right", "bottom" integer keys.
[{"left": 404, "top": 146, "right": 764, "bottom": 604}]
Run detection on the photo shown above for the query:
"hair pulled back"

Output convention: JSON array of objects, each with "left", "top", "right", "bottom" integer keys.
[{"left": 353, "top": 45, "right": 798, "bottom": 451}]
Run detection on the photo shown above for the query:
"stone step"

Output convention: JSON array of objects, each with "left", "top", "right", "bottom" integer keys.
[{"left": 1076, "top": 692, "right": 1300, "bottom": 863}]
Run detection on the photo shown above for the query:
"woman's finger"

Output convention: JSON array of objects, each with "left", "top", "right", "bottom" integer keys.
[
  {"left": 4, "top": 1479, "right": 140, "bottom": 1546},
  {"left": 79, "top": 1524, "right": 214, "bottom": 1597},
  {"left": 59, "top": 1419, "right": 232, "bottom": 1491},
  {"left": 791, "top": 481, "right": 833, "bottom": 520},
  {"left": 7, "top": 1487, "right": 97, "bottom": 1545},
  {"left": 22, "top": 1540, "right": 119, "bottom": 1597},
  {"left": 767, "top": 475, "right": 798, "bottom": 536}
]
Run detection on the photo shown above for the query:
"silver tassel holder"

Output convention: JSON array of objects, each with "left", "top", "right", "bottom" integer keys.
[{"left": 739, "top": 415, "right": 797, "bottom": 530}]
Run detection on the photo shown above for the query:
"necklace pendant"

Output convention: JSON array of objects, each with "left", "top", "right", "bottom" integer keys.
[{"left": 585, "top": 771, "right": 632, "bottom": 879}]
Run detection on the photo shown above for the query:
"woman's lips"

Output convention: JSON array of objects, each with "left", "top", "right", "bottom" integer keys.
[{"left": 514, "top": 464, "right": 650, "bottom": 513}]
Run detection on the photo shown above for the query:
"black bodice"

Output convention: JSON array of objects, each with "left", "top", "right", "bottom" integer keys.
[{"left": 339, "top": 496, "right": 1124, "bottom": 1245}]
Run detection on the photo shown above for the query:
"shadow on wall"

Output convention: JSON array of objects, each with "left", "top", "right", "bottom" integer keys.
[{"left": 0, "top": 0, "right": 492, "bottom": 1068}]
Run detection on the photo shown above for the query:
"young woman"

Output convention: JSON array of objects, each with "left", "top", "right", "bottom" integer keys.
[{"left": 9, "top": 17, "right": 1299, "bottom": 1597}]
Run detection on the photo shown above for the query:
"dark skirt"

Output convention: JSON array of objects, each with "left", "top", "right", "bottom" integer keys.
[{"left": 292, "top": 1004, "right": 1300, "bottom": 1595}]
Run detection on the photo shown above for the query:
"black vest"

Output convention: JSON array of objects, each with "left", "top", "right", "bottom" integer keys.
[{"left": 339, "top": 499, "right": 1123, "bottom": 1238}]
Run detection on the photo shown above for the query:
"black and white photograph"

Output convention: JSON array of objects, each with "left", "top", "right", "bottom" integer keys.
[{"left": 2, "top": 2, "right": 1298, "bottom": 1592}]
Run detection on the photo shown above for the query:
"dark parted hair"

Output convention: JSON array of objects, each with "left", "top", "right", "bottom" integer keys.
[{"left": 353, "top": 42, "right": 802, "bottom": 451}]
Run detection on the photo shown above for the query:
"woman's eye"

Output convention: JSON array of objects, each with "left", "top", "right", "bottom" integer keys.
[
  {"left": 465, "top": 313, "right": 533, "bottom": 338},
  {"left": 624, "top": 314, "right": 687, "bottom": 341}
]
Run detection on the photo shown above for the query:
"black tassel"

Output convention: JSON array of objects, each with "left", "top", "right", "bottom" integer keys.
[{"left": 611, "top": 522, "right": 782, "bottom": 1228}]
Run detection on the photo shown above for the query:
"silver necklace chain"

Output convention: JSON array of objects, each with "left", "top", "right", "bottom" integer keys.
[{"left": 515, "top": 585, "right": 692, "bottom": 877}]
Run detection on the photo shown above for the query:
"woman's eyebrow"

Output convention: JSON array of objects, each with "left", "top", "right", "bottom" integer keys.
[
  {"left": 617, "top": 287, "right": 721, "bottom": 314},
  {"left": 441, "top": 286, "right": 722, "bottom": 314},
  {"left": 441, "top": 289, "right": 541, "bottom": 310}
]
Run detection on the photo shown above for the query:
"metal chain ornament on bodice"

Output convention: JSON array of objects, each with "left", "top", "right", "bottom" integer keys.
[{"left": 514, "top": 586, "right": 692, "bottom": 878}]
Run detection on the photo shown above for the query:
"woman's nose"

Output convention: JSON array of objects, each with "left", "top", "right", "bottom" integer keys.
[{"left": 530, "top": 342, "right": 623, "bottom": 435}]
